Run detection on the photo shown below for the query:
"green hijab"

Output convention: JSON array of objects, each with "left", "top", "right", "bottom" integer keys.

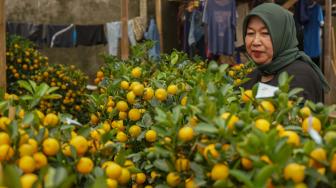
[{"left": 243, "top": 3, "right": 329, "bottom": 90}]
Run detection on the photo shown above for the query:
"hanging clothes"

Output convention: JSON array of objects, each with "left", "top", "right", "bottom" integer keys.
[
  {"left": 6, "top": 22, "right": 44, "bottom": 46},
  {"left": 303, "top": 2, "right": 323, "bottom": 59},
  {"left": 75, "top": 25, "right": 107, "bottom": 46},
  {"left": 203, "top": 0, "right": 236, "bottom": 56},
  {"left": 106, "top": 20, "right": 137, "bottom": 56},
  {"left": 144, "top": 18, "right": 160, "bottom": 60},
  {"left": 235, "top": 2, "right": 249, "bottom": 48},
  {"left": 132, "top": 17, "right": 146, "bottom": 41},
  {"left": 45, "top": 25, "right": 76, "bottom": 48},
  {"left": 188, "top": 7, "right": 206, "bottom": 59}
]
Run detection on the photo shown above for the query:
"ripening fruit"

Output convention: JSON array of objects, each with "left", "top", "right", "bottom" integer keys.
[
  {"left": 0, "top": 144, "right": 14, "bottom": 161},
  {"left": 178, "top": 126, "right": 194, "bottom": 142},
  {"left": 166, "top": 172, "right": 181, "bottom": 187},
  {"left": 33, "top": 152, "right": 48, "bottom": 169},
  {"left": 299, "top": 106, "right": 311, "bottom": 118},
  {"left": 20, "top": 173, "right": 39, "bottom": 188},
  {"left": 128, "top": 108, "right": 141, "bottom": 121},
  {"left": 241, "top": 90, "right": 253, "bottom": 103},
  {"left": 19, "top": 156, "right": 36, "bottom": 173},
  {"left": 143, "top": 87, "right": 154, "bottom": 100},
  {"left": 70, "top": 135, "right": 88, "bottom": 156},
  {"left": 42, "top": 138, "right": 60, "bottom": 156},
  {"left": 145, "top": 130, "right": 157, "bottom": 142},
  {"left": 106, "top": 162, "right": 122, "bottom": 179},
  {"left": 116, "top": 101, "right": 129, "bottom": 112},
  {"left": 120, "top": 80, "right": 130, "bottom": 90},
  {"left": 155, "top": 88, "right": 168, "bottom": 101},
  {"left": 135, "top": 173, "right": 146, "bottom": 184},
  {"left": 167, "top": 84, "right": 178, "bottom": 95},
  {"left": 284, "top": 163, "right": 305, "bottom": 183},
  {"left": 131, "top": 67, "right": 142, "bottom": 78},
  {"left": 76, "top": 157, "right": 94, "bottom": 174},
  {"left": 221, "top": 113, "right": 239, "bottom": 130},
  {"left": 43, "top": 113, "right": 59, "bottom": 126},
  {"left": 118, "top": 168, "right": 131, "bottom": 185},
  {"left": 302, "top": 116, "right": 321, "bottom": 133},
  {"left": 211, "top": 164, "right": 229, "bottom": 180},
  {"left": 309, "top": 148, "right": 327, "bottom": 168},
  {"left": 281, "top": 131, "right": 300, "bottom": 146},
  {"left": 258, "top": 100, "right": 275, "bottom": 114},
  {"left": 255, "top": 119, "right": 270, "bottom": 132},
  {"left": 128, "top": 125, "right": 142, "bottom": 138}
]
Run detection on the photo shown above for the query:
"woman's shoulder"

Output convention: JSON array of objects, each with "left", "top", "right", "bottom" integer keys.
[{"left": 282, "top": 59, "right": 318, "bottom": 75}]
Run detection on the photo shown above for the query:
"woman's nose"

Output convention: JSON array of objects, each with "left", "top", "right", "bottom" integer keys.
[{"left": 252, "top": 35, "right": 261, "bottom": 45}]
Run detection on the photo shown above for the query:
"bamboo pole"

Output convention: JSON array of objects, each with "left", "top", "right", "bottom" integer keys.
[
  {"left": 155, "top": 0, "right": 163, "bottom": 52},
  {"left": 0, "top": 0, "right": 6, "bottom": 92},
  {"left": 140, "top": 0, "right": 147, "bottom": 27},
  {"left": 324, "top": 0, "right": 335, "bottom": 104},
  {"left": 121, "top": 0, "right": 129, "bottom": 60}
]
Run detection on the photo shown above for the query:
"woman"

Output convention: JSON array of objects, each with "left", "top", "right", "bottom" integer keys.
[{"left": 241, "top": 3, "right": 329, "bottom": 103}]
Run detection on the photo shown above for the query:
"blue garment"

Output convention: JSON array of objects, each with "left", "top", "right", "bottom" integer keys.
[
  {"left": 144, "top": 19, "right": 160, "bottom": 60},
  {"left": 304, "top": 3, "right": 323, "bottom": 58},
  {"left": 188, "top": 9, "right": 205, "bottom": 46},
  {"left": 106, "top": 21, "right": 137, "bottom": 56},
  {"left": 294, "top": 0, "right": 309, "bottom": 25},
  {"left": 203, "top": 0, "right": 236, "bottom": 55}
]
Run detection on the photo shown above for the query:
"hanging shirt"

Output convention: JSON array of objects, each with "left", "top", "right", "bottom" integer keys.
[
  {"left": 75, "top": 25, "right": 107, "bottom": 46},
  {"left": 235, "top": 2, "right": 249, "bottom": 47},
  {"left": 45, "top": 25, "right": 76, "bottom": 48},
  {"left": 303, "top": 3, "right": 323, "bottom": 58},
  {"left": 6, "top": 22, "right": 44, "bottom": 45},
  {"left": 203, "top": 0, "right": 236, "bottom": 55},
  {"left": 144, "top": 18, "right": 160, "bottom": 60}
]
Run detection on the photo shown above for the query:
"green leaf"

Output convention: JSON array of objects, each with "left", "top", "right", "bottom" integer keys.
[
  {"left": 20, "top": 95, "right": 34, "bottom": 101},
  {"left": 194, "top": 123, "right": 218, "bottom": 134},
  {"left": 18, "top": 80, "right": 33, "bottom": 94},
  {"left": 229, "top": 169, "right": 254, "bottom": 188},
  {"left": 22, "top": 112, "right": 35, "bottom": 126},
  {"left": 57, "top": 174, "right": 76, "bottom": 188},
  {"left": 3, "top": 165, "right": 22, "bottom": 188},
  {"left": 254, "top": 165, "right": 277, "bottom": 187},
  {"left": 28, "top": 80, "right": 37, "bottom": 92},
  {"left": 90, "top": 175, "right": 108, "bottom": 188},
  {"left": 288, "top": 88, "right": 304, "bottom": 98},
  {"left": 77, "top": 126, "right": 91, "bottom": 137},
  {"left": 36, "top": 83, "right": 50, "bottom": 98},
  {"left": 46, "top": 86, "right": 60, "bottom": 95},
  {"left": 172, "top": 106, "right": 181, "bottom": 125},
  {"left": 153, "top": 159, "right": 171, "bottom": 172},
  {"left": 43, "top": 94, "right": 62, "bottom": 100}
]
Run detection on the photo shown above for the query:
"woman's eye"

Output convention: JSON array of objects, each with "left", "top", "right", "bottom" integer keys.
[
  {"left": 246, "top": 32, "right": 254, "bottom": 35},
  {"left": 261, "top": 32, "right": 269, "bottom": 35}
]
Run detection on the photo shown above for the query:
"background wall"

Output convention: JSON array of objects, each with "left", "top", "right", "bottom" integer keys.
[{"left": 5, "top": 0, "right": 140, "bottom": 83}]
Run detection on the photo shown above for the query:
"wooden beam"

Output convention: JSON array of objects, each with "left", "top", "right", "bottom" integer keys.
[
  {"left": 140, "top": 0, "right": 147, "bottom": 27},
  {"left": 155, "top": 0, "right": 163, "bottom": 52},
  {"left": 324, "top": 0, "right": 336, "bottom": 104},
  {"left": 121, "top": 0, "right": 129, "bottom": 60},
  {"left": 282, "top": 0, "right": 299, "bottom": 9},
  {"left": 0, "top": 0, "right": 6, "bottom": 92}
]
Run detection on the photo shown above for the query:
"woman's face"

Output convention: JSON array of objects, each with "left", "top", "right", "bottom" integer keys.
[{"left": 245, "top": 16, "right": 273, "bottom": 65}]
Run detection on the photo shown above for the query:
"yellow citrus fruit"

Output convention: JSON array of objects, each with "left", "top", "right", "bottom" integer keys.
[
  {"left": 295, "top": 183, "right": 308, "bottom": 188},
  {"left": 76, "top": 157, "right": 94, "bottom": 174},
  {"left": 284, "top": 163, "right": 305, "bottom": 183},
  {"left": 97, "top": 70, "right": 104, "bottom": 78},
  {"left": 116, "top": 131, "right": 128, "bottom": 142},
  {"left": 178, "top": 126, "right": 194, "bottom": 142},
  {"left": 128, "top": 125, "right": 142, "bottom": 138},
  {"left": 241, "top": 90, "right": 253, "bottom": 103},
  {"left": 0, "top": 117, "right": 11, "bottom": 130},
  {"left": 135, "top": 173, "right": 146, "bottom": 184},
  {"left": 309, "top": 148, "right": 327, "bottom": 168},
  {"left": 281, "top": 131, "right": 300, "bottom": 146},
  {"left": 166, "top": 172, "right": 181, "bottom": 187},
  {"left": 43, "top": 113, "right": 59, "bottom": 127},
  {"left": 255, "top": 119, "right": 270, "bottom": 132},
  {"left": 143, "top": 87, "right": 154, "bottom": 100},
  {"left": 19, "top": 156, "right": 36, "bottom": 173},
  {"left": 103, "top": 122, "right": 111, "bottom": 132},
  {"left": 128, "top": 109, "right": 141, "bottom": 121},
  {"left": 90, "top": 114, "right": 99, "bottom": 125},
  {"left": 90, "top": 129, "right": 105, "bottom": 140},
  {"left": 299, "top": 107, "right": 311, "bottom": 118},
  {"left": 20, "top": 173, "right": 38, "bottom": 188},
  {"left": 0, "top": 144, "right": 14, "bottom": 161},
  {"left": 155, "top": 88, "right": 168, "bottom": 101},
  {"left": 120, "top": 80, "right": 130, "bottom": 90},
  {"left": 175, "top": 158, "right": 190, "bottom": 172},
  {"left": 42, "top": 138, "right": 60, "bottom": 156},
  {"left": 181, "top": 96, "right": 188, "bottom": 106},
  {"left": 33, "top": 152, "right": 48, "bottom": 169},
  {"left": 70, "top": 135, "right": 88, "bottom": 156},
  {"left": 241, "top": 157, "right": 253, "bottom": 170},
  {"left": 302, "top": 116, "right": 321, "bottom": 133},
  {"left": 106, "top": 178, "right": 118, "bottom": 188},
  {"left": 0, "top": 132, "right": 10, "bottom": 145},
  {"left": 167, "top": 84, "right": 178, "bottom": 95},
  {"left": 221, "top": 113, "right": 239, "bottom": 130},
  {"left": 28, "top": 139, "right": 38, "bottom": 153},
  {"left": 119, "top": 111, "right": 128, "bottom": 120},
  {"left": 145, "top": 130, "right": 157, "bottom": 142},
  {"left": 211, "top": 163, "right": 229, "bottom": 180},
  {"left": 19, "top": 109, "right": 25, "bottom": 119},
  {"left": 330, "top": 153, "right": 336, "bottom": 173},
  {"left": 116, "top": 101, "right": 129, "bottom": 112},
  {"left": 133, "top": 84, "right": 145, "bottom": 96},
  {"left": 258, "top": 101, "right": 275, "bottom": 114},
  {"left": 127, "top": 91, "right": 136, "bottom": 104},
  {"left": 19, "top": 144, "right": 34, "bottom": 157},
  {"left": 131, "top": 67, "right": 142, "bottom": 78},
  {"left": 62, "top": 143, "right": 72, "bottom": 156},
  {"left": 106, "top": 162, "right": 122, "bottom": 179},
  {"left": 185, "top": 178, "right": 197, "bottom": 188},
  {"left": 203, "top": 144, "right": 219, "bottom": 159},
  {"left": 276, "top": 124, "right": 285, "bottom": 136},
  {"left": 260, "top": 155, "right": 272, "bottom": 164},
  {"left": 118, "top": 168, "right": 131, "bottom": 185}
]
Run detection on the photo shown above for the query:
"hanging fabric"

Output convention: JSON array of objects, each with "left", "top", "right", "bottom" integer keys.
[
  {"left": 75, "top": 25, "right": 107, "bottom": 46},
  {"left": 203, "top": 0, "right": 236, "bottom": 56},
  {"left": 144, "top": 18, "right": 160, "bottom": 60}
]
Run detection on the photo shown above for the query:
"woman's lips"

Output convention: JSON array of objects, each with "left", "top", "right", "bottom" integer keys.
[{"left": 252, "top": 51, "right": 262, "bottom": 58}]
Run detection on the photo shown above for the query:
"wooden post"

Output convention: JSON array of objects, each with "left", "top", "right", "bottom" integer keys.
[
  {"left": 121, "top": 0, "right": 129, "bottom": 60},
  {"left": 324, "top": 0, "right": 336, "bottom": 104},
  {"left": 0, "top": 0, "right": 6, "bottom": 91},
  {"left": 140, "top": 0, "right": 147, "bottom": 27},
  {"left": 155, "top": 0, "right": 163, "bottom": 52}
]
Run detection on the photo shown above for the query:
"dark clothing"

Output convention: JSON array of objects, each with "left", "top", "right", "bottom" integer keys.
[
  {"left": 75, "top": 25, "right": 107, "bottom": 46},
  {"left": 242, "top": 60, "right": 323, "bottom": 103},
  {"left": 6, "top": 22, "right": 44, "bottom": 46},
  {"left": 45, "top": 25, "right": 75, "bottom": 48}
]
